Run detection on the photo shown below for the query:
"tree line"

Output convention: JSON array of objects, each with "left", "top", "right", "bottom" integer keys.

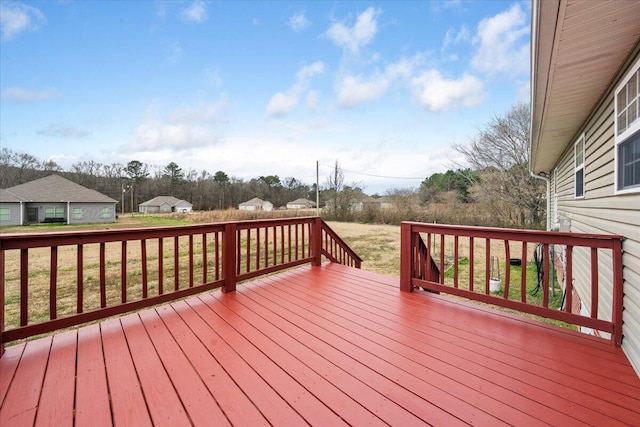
[{"left": 1, "top": 103, "right": 546, "bottom": 228}]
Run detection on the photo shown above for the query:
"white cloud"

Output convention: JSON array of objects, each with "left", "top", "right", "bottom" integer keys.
[
  {"left": 289, "top": 13, "right": 309, "bottom": 32},
  {"left": 37, "top": 124, "right": 91, "bottom": 138},
  {"left": 180, "top": 1, "right": 208, "bottom": 23},
  {"left": 0, "top": 1, "right": 45, "bottom": 41},
  {"left": 472, "top": 4, "right": 529, "bottom": 75},
  {"left": 334, "top": 54, "right": 424, "bottom": 108},
  {"left": 326, "top": 7, "right": 380, "bottom": 53},
  {"left": 296, "top": 61, "right": 325, "bottom": 82},
  {"left": 1, "top": 87, "right": 61, "bottom": 101},
  {"left": 336, "top": 74, "right": 389, "bottom": 108},
  {"left": 266, "top": 92, "right": 298, "bottom": 117},
  {"left": 442, "top": 25, "right": 470, "bottom": 51},
  {"left": 411, "top": 70, "right": 484, "bottom": 112},
  {"left": 266, "top": 61, "right": 325, "bottom": 117},
  {"left": 128, "top": 98, "right": 227, "bottom": 152},
  {"left": 306, "top": 90, "right": 319, "bottom": 111}
]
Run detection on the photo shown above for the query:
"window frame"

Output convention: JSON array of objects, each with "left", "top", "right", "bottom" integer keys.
[
  {"left": 0, "top": 208, "right": 10, "bottom": 221},
  {"left": 101, "top": 207, "right": 110, "bottom": 218},
  {"left": 614, "top": 57, "right": 640, "bottom": 194},
  {"left": 73, "top": 207, "right": 83, "bottom": 219},
  {"left": 574, "top": 134, "right": 585, "bottom": 199}
]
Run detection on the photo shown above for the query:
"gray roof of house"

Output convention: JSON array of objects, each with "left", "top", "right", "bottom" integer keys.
[
  {"left": 239, "top": 197, "right": 271, "bottom": 206},
  {"left": 287, "top": 198, "right": 316, "bottom": 206},
  {"left": 1, "top": 175, "right": 117, "bottom": 203},
  {"left": 139, "top": 196, "right": 192, "bottom": 207},
  {"left": 0, "top": 189, "right": 24, "bottom": 203}
]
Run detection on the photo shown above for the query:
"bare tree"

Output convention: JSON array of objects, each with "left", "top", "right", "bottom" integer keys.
[{"left": 453, "top": 103, "right": 545, "bottom": 227}]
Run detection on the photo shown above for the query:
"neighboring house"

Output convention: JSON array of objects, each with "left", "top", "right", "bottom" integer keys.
[
  {"left": 325, "top": 194, "right": 377, "bottom": 212},
  {"left": 238, "top": 197, "right": 273, "bottom": 211},
  {"left": 139, "top": 196, "right": 193, "bottom": 214},
  {"left": 376, "top": 196, "right": 395, "bottom": 210},
  {"left": 530, "top": 0, "right": 640, "bottom": 374},
  {"left": 0, "top": 174, "right": 117, "bottom": 225},
  {"left": 286, "top": 198, "right": 316, "bottom": 209}
]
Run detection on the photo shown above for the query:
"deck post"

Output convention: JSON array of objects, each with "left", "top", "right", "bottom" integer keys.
[
  {"left": 223, "top": 222, "right": 237, "bottom": 293},
  {"left": 400, "top": 222, "right": 413, "bottom": 292},
  {"left": 312, "top": 217, "right": 322, "bottom": 267},
  {"left": 612, "top": 237, "right": 624, "bottom": 346},
  {"left": 0, "top": 241, "right": 4, "bottom": 356}
]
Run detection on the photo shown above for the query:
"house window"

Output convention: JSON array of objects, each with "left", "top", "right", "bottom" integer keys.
[
  {"left": 73, "top": 207, "right": 83, "bottom": 219},
  {"left": 0, "top": 208, "right": 10, "bottom": 221},
  {"left": 45, "top": 207, "right": 64, "bottom": 218},
  {"left": 101, "top": 207, "right": 110, "bottom": 218},
  {"left": 615, "top": 58, "right": 640, "bottom": 193},
  {"left": 574, "top": 135, "right": 585, "bottom": 198}
]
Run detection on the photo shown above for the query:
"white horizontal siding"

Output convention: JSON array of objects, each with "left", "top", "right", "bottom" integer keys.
[{"left": 553, "top": 48, "right": 640, "bottom": 375}]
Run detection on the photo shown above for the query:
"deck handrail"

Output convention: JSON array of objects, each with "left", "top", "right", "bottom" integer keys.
[
  {"left": 0, "top": 216, "right": 359, "bottom": 354},
  {"left": 400, "top": 221, "right": 624, "bottom": 346}
]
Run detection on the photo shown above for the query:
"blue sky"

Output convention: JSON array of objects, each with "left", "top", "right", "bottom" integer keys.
[{"left": 0, "top": 1, "right": 531, "bottom": 194}]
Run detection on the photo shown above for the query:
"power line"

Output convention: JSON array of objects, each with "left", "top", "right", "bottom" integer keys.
[{"left": 318, "top": 162, "right": 424, "bottom": 180}]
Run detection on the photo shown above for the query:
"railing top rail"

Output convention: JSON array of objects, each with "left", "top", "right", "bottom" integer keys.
[
  {"left": 0, "top": 217, "right": 322, "bottom": 250},
  {"left": 0, "top": 222, "right": 226, "bottom": 249},
  {"left": 234, "top": 216, "right": 316, "bottom": 230},
  {"left": 402, "top": 221, "right": 623, "bottom": 248}
]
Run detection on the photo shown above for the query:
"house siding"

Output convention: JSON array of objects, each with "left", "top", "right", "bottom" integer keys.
[
  {"left": 0, "top": 203, "right": 22, "bottom": 226},
  {"left": 552, "top": 50, "right": 640, "bottom": 374},
  {"left": 67, "top": 203, "right": 116, "bottom": 224}
]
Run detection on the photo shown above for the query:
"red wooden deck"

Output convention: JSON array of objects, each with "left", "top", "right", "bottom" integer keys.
[{"left": 1, "top": 263, "right": 639, "bottom": 426}]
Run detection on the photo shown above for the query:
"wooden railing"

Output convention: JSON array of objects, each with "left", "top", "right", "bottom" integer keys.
[
  {"left": 0, "top": 217, "right": 360, "bottom": 352},
  {"left": 400, "top": 222, "right": 624, "bottom": 346}
]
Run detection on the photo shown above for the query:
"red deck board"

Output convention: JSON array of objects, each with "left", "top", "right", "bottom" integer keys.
[
  {"left": 119, "top": 313, "right": 192, "bottom": 426},
  {"left": 200, "top": 295, "right": 356, "bottom": 425},
  {"left": 317, "top": 267, "right": 640, "bottom": 414},
  {"left": 171, "top": 299, "right": 307, "bottom": 426},
  {"left": 101, "top": 317, "right": 153, "bottom": 427},
  {"left": 0, "top": 337, "right": 51, "bottom": 426},
  {"left": 324, "top": 265, "right": 640, "bottom": 383},
  {"left": 75, "top": 323, "right": 112, "bottom": 427},
  {"left": 153, "top": 304, "right": 269, "bottom": 427},
  {"left": 238, "top": 278, "right": 547, "bottom": 426},
  {"left": 1, "top": 263, "right": 640, "bottom": 426},
  {"left": 137, "top": 309, "right": 232, "bottom": 427},
  {"left": 208, "top": 289, "right": 475, "bottom": 426},
  {"left": 256, "top": 272, "right": 638, "bottom": 425},
  {"left": 0, "top": 342, "right": 24, "bottom": 406},
  {"left": 34, "top": 330, "right": 77, "bottom": 427},
  {"left": 202, "top": 292, "right": 395, "bottom": 427}
]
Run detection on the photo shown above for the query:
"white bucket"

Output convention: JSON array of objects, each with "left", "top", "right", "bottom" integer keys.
[{"left": 489, "top": 279, "right": 501, "bottom": 293}]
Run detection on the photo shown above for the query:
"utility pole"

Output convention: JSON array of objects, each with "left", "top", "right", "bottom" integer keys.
[
  {"left": 121, "top": 183, "right": 126, "bottom": 215},
  {"left": 130, "top": 183, "right": 134, "bottom": 214}
]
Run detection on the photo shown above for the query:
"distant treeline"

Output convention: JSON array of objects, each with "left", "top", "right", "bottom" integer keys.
[{"left": 0, "top": 148, "right": 478, "bottom": 212}]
